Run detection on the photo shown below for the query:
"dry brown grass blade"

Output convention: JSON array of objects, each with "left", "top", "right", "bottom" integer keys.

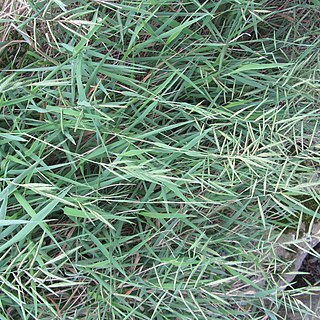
[{"left": 0, "top": 0, "right": 32, "bottom": 42}]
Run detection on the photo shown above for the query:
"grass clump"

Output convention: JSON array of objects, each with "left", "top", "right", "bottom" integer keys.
[{"left": 0, "top": 0, "right": 320, "bottom": 319}]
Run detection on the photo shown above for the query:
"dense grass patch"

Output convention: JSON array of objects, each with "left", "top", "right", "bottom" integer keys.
[{"left": 0, "top": 0, "right": 320, "bottom": 319}]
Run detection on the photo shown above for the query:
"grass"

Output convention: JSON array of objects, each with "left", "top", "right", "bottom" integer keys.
[{"left": 0, "top": 0, "right": 319, "bottom": 319}]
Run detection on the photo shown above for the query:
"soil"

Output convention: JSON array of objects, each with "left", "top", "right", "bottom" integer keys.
[{"left": 292, "top": 242, "right": 320, "bottom": 289}]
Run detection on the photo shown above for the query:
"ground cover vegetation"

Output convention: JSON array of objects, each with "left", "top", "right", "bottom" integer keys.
[{"left": 0, "top": 0, "right": 319, "bottom": 319}]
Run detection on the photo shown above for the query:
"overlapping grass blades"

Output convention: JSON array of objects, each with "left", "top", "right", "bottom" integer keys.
[{"left": 0, "top": 0, "right": 319, "bottom": 319}]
